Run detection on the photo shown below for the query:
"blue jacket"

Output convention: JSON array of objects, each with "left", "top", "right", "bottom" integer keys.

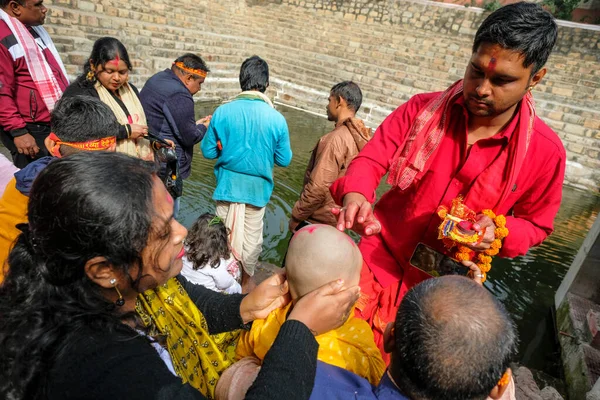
[
  {"left": 310, "top": 362, "right": 409, "bottom": 400},
  {"left": 140, "top": 69, "right": 206, "bottom": 179},
  {"left": 15, "top": 156, "right": 54, "bottom": 196},
  {"left": 201, "top": 97, "right": 292, "bottom": 208}
]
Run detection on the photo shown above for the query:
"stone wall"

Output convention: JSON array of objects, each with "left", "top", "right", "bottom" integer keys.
[{"left": 44, "top": 0, "right": 600, "bottom": 189}]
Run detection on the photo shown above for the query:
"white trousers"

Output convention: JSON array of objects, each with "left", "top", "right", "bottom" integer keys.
[{"left": 216, "top": 201, "right": 265, "bottom": 276}]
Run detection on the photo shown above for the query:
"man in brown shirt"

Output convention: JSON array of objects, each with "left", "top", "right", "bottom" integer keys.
[{"left": 289, "top": 81, "right": 372, "bottom": 231}]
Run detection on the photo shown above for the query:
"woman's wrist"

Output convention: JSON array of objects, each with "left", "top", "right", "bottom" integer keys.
[
  {"left": 239, "top": 295, "right": 254, "bottom": 324},
  {"left": 288, "top": 309, "right": 317, "bottom": 336}
]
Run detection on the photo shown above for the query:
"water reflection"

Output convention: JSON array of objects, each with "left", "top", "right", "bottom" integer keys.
[{"left": 185, "top": 101, "right": 600, "bottom": 376}]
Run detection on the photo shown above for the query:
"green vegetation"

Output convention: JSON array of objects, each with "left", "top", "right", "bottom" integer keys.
[
  {"left": 543, "top": 0, "right": 580, "bottom": 20},
  {"left": 482, "top": 0, "right": 502, "bottom": 12}
]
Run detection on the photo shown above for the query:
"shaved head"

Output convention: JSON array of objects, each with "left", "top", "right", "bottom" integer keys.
[
  {"left": 285, "top": 224, "right": 362, "bottom": 300},
  {"left": 391, "top": 276, "right": 517, "bottom": 400}
]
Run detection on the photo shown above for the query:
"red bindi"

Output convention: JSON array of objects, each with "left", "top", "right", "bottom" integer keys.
[
  {"left": 110, "top": 55, "right": 120, "bottom": 66},
  {"left": 487, "top": 57, "right": 497, "bottom": 73},
  {"left": 303, "top": 225, "right": 319, "bottom": 234},
  {"left": 166, "top": 193, "right": 173, "bottom": 204}
]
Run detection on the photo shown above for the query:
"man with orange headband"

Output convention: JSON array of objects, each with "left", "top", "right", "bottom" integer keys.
[
  {"left": 0, "top": 95, "right": 120, "bottom": 278},
  {"left": 140, "top": 53, "right": 212, "bottom": 217}
]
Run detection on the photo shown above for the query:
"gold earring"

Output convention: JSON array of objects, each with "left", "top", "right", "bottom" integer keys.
[
  {"left": 528, "top": 86, "right": 534, "bottom": 92},
  {"left": 109, "top": 278, "right": 125, "bottom": 307},
  {"left": 86, "top": 70, "right": 95, "bottom": 81}
]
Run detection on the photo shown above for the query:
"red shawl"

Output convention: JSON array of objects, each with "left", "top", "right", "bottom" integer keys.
[{"left": 387, "top": 80, "right": 534, "bottom": 213}]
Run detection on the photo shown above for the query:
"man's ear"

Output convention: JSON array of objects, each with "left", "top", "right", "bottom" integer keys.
[
  {"left": 383, "top": 322, "right": 396, "bottom": 354},
  {"left": 529, "top": 67, "right": 547, "bottom": 90},
  {"left": 84, "top": 256, "right": 117, "bottom": 289},
  {"left": 44, "top": 136, "right": 55, "bottom": 153},
  {"left": 8, "top": 1, "right": 23, "bottom": 17},
  {"left": 488, "top": 368, "right": 512, "bottom": 400}
]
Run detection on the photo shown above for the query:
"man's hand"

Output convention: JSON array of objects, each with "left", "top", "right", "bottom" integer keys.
[
  {"left": 331, "top": 192, "right": 381, "bottom": 236},
  {"left": 14, "top": 133, "right": 39, "bottom": 157},
  {"left": 466, "top": 214, "right": 496, "bottom": 251},
  {"left": 462, "top": 260, "right": 484, "bottom": 286},
  {"left": 197, "top": 115, "right": 212, "bottom": 128}
]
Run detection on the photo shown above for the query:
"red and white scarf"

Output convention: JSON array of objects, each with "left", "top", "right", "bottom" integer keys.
[
  {"left": 387, "top": 80, "right": 535, "bottom": 213},
  {"left": 0, "top": 9, "right": 67, "bottom": 112}
]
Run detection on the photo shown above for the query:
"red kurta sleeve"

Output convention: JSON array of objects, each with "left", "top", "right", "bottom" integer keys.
[
  {"left": 330, "top": 93, "right": 434, "bottom": 204},
  {"left": 0, "top": 44, "right": 27, "bottom": 134},
  {"left": 500, "top": 144, "right": 566, "bottom": 258}
]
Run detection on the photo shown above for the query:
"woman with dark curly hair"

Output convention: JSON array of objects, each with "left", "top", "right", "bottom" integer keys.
[
  {"left": 0, "top": 152, "right": 360, "bottom": 400},
  {"left": 182, "top": 213, "right": 242, "bottom": 294},
  {"left": 62, "top": 37, "right": 154, "bottom": 160}
]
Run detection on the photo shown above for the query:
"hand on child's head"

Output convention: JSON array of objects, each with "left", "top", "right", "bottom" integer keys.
[
  {"left": 239, "top": 270, "right": 291, "bottom": 323},
  {"left": 288, "top": 279, "right": 361, "bottom": 336}
]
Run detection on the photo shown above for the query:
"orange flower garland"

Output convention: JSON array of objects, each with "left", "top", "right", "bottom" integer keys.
[{"left": 451, "top": 209, "right": 509, "bottom": 282}]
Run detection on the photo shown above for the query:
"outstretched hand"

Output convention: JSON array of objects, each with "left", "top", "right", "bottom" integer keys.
[
  {"left": 239, "top": 270, "right": 290, "bottom": 324},
  {"left": 331, "top": 192, "right": 381, "bottom": 236},
  {"left": 288, "top": 279, "right": 361, "bottom": 336},
  {"left": 462, "top": 260, "right": 484, "bottom": 286},
  {"left": 197, "top": 115, "right": 212, "bottom": 128}
]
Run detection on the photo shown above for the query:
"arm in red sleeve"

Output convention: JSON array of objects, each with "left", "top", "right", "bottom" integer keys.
[
  {"left": 329, "top": 94, "right": 431, "bottom": 205},
  {"left": 0, "top": 46, "right": 27, "bottom": 135},
  {"left": 500, "top": 150, "right": 566, "bottom": 258}
]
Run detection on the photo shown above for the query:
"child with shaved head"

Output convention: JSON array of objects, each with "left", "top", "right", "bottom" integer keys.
[{"left": 216, "top": 224, "right": 384, "bottom": 400}]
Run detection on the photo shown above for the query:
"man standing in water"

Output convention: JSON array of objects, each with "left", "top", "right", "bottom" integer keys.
[
  {"left": 330, "top": 2, "right": 565, "bottom": 361},
  {"left": 289, "top": 81, "right": 371, "bottom": 231},
  {"left": 201, "top": 56, "right": 292, "bottom": 290}
]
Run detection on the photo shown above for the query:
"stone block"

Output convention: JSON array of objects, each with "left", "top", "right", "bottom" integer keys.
[
  {"left": 552, "top": 87, "right": 574, "bottom": 97},
  {"left": 514, "top": 367, "right": 543, "bottom": 400},
  {"left": 78, "top": 0, "right": 95, "bottom": 12},
  {"left": 569, "top": 143, "right": 585, "bottom": 154},
  {"left": 540, "top": 387, "right": 564, "bottom": 400},
  {"left": 588, "top": 310, "right": 600, "bottom": 350},
  {"left": 566, "top": 124, "right": 587, "bottom": 136}
]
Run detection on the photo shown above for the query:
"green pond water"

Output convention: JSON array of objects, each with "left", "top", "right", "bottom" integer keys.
[{"left": 184, "top": 101, "right": 600, "bottom": 383}]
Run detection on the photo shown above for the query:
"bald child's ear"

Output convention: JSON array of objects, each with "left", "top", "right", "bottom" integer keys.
[{"left": 383, "top": 322, "right": 396, "bottom": 354}]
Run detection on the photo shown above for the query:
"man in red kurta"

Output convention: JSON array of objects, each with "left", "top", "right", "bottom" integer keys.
[
  {"left": 330, "top": 2, "right": 566, "bottom": 362},
  {"left": 0, "top": 0, "right": 69, "bottom": 168}
]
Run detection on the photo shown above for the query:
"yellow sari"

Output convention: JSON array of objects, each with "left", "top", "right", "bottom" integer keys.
[
  {"left": 236, "top": 303, "right": 385, "bottom": 385},
  {"left": 136, "top": 278, "right": 239, "bottom": 398}
]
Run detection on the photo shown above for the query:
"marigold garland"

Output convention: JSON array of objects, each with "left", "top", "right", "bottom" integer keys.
[{"left": 448, "top": 209, "right": 509, "bottom": 283}]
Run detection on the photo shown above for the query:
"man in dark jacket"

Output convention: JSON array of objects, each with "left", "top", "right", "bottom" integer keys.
[
  {"left": 0, "top": 0, "right": 69, "bottom": 168},
  {"left": 140, "top": 53, "right": 211, "bottom": 216}
]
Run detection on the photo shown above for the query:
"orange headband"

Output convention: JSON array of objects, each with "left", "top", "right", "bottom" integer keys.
[
  {"left": 173, "top": 62, "right": 208, "bottom": 78},
  {"left": 48, "top": 132, "right": 117, "bottom": 158}
]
